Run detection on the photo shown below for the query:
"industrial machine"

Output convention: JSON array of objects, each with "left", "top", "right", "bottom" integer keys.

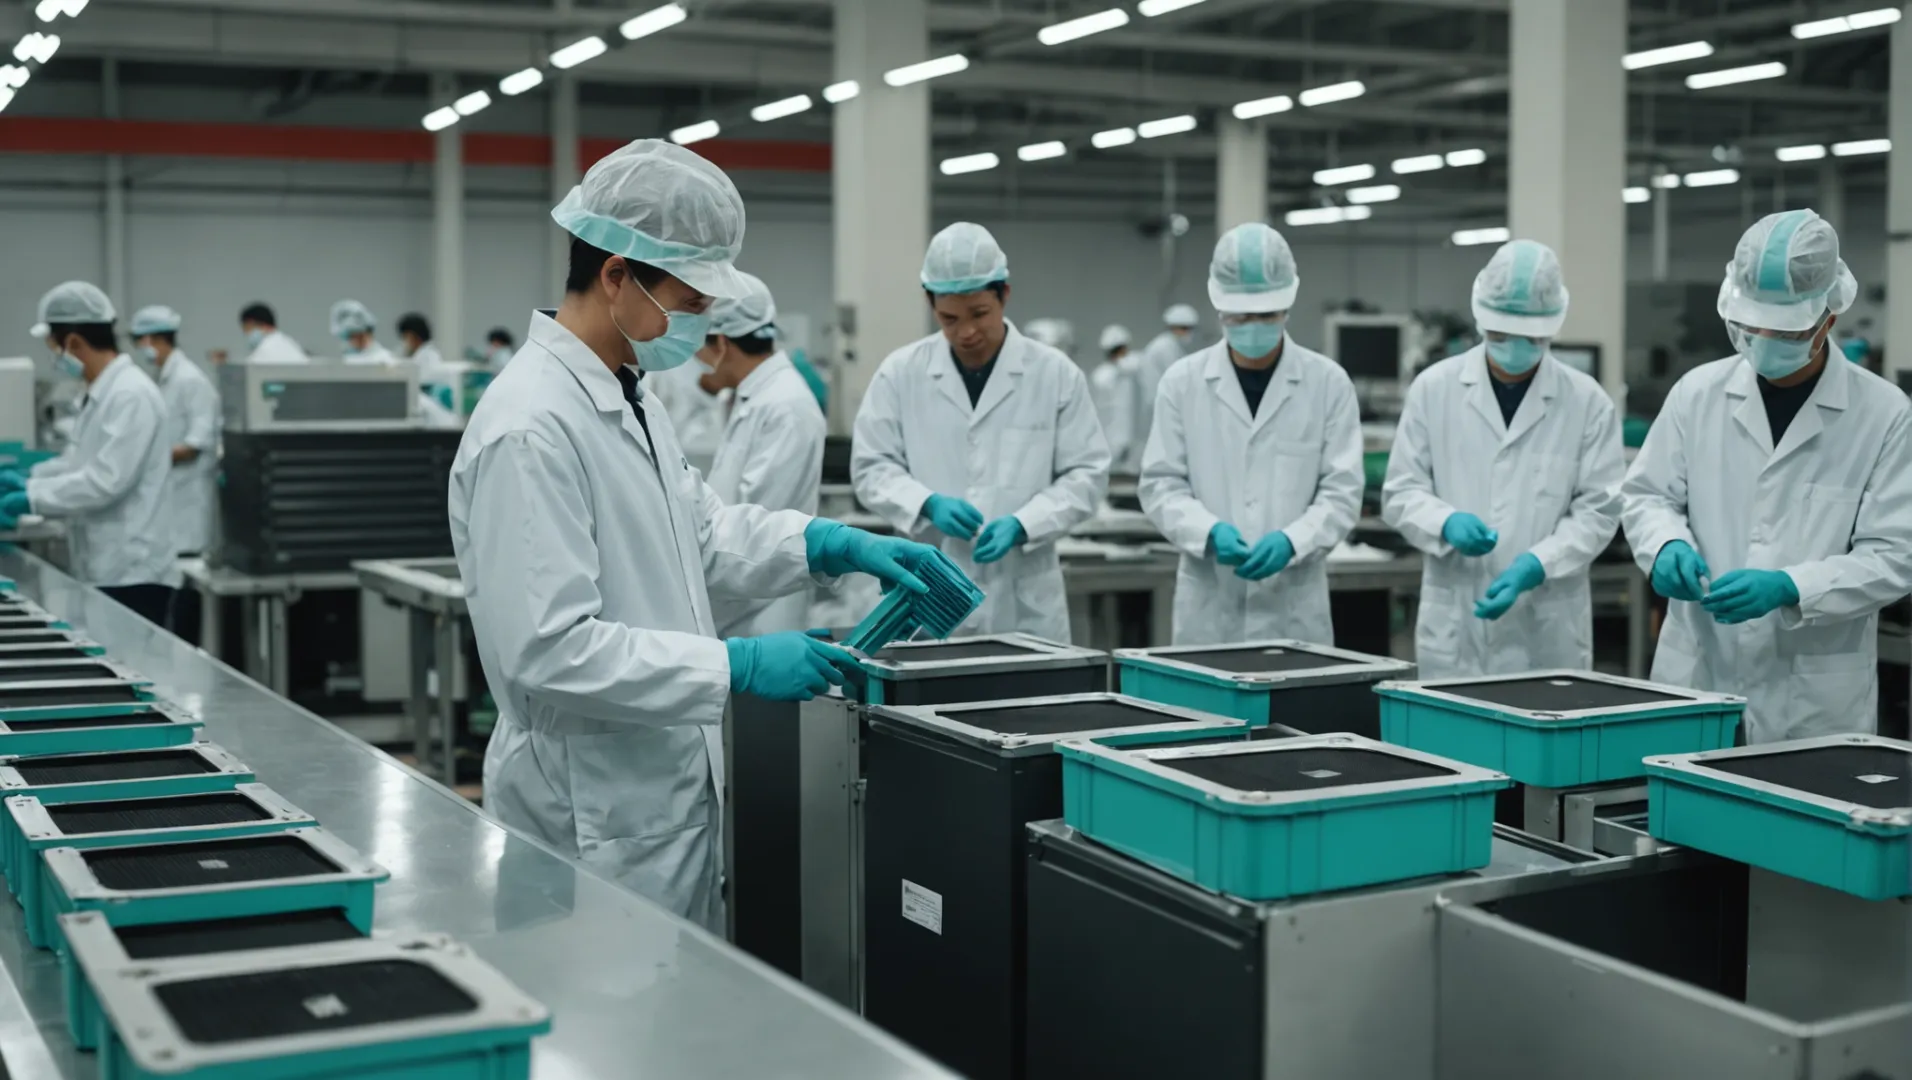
[
  {"left": 1114, "top": 639, "right": 1413, "bottom": 738},
  {"left": 220, "top": 361, "right": 422, "bottom": 432},
  {"left": 1325, "top": 311, "right": 1419, "bottom": 417}
]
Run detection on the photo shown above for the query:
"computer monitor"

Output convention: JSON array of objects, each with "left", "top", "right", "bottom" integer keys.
[
  {"left": 1551, "top": 342, "right": 1601, "bottom": 380},
  {"left": 1324, "top": 313, "right": 1418, "bottom": 383}
]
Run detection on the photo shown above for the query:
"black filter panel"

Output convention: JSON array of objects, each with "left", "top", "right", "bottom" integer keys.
[
  {"left": 10, "top": 712, "right": 161, "bottom": 731},
  {"left": 13, "top": 750, "right": 218, "bottom": 787},
  {"left": 0, "top": 663, "right": 117, "bottom": 686},
  {"left": 48, "top": 794, "right": 273, "bottom": 836},
  {"left": 1161, "top": 746, "right": 1456, "bottom": 792},
  {"left": 155, "top": 959, "right": 477, "bottom": 1044},
  {"left": 1432, "top": 676, "right": 1686, "bottom": 713},
  {"left": 117, "top": 909, "right": 365, "bottom": 960},
  {"left": 83, "top": 835, "right": 339, "bottom": 891},
  {"left": 875, "top": 641, "right": 1046, "bottom": 663},
  {"left": 0, "top": 647, "right": 94, "bottom": 661},
  {"left": 1158, "top": 646, "right": 1363, "bottom": 675},
  {"left": 946, "top": 699, "right": 1188, "bottom": 738},
  {"left": 0, "top": 685, "right": 143, "bottom": 708},
  {"left": 0, "top": 633, "right": 69, "bottom": 645},
  {"left": 1707, "top": 744, "right": 1912, "bottom": 810}
]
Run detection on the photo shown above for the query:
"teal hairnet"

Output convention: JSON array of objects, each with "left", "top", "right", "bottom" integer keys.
[
  {"left": 551, "top": 139, "right": 750, "bottom": 299},
  {"left": 1208, "top": 223, "right": 1299, "bottom": 314},
  {"left": 129, "top": 305, "right": 183, "bottom": 336},
  {"left": 1716, "top": 208, "right": 1857, "bottom": 333},
  {"left": 330, "top": 299, "right": 376, "bottom": 337},
  {"left": 709, "top": 271, "right": 777, "bottom": 339},
  {"left": 922, "top": 222, "right": 1010, "bottom": 295},
  {"left": 32, "top": 280, "right": 115, "bottom": 339},
  {"left": 1472, "top": 239, "right": 1570, "bottom": 338}
]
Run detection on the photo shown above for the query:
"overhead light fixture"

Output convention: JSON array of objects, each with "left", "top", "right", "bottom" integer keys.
[
  {"left": 1792, "top": 8, "right": 1901, "bottom": 38},
  {"left": 621, "top": 3, "right": 686, "bottom": 41},
  {"left": 1621, "top": 41, "right": 1714, "bottom": 70},
  {"left": 453, "top": 90, "right": 491, "bottom": 116},
  {"left": 1138, "top": 0, "right": 1207, "bottom": 14},
  {"left": 0, "top": 86, "right": 14, "bottom": 113},
  {"left": 1346, "top": 184, "right": 1400, "bottom": 204},
  {"left": 1313, "top": 163, "right": 1376, "bottom": 186},
  {"left": 1775, "top": 143, "right": 1827, "bottom": 162},
  {"left": 822, "top": 80, "right": 860, "bottom": 103},
  {"left": 1284, "top": 205, "right": 1371, "bottom": 227},
  {"left": 940, "top": 151, "right": 1000, "bottom": 176},
  {"left": 422, "top": 106, "right": 460, "bottom": 132},
  {"left": 1452, "top": 226, "right": 1511, "bottom": 247},
  {"left": 1137, "top": 114, "right": 1197, "bottom": 139},
  {"left": 0, "top": 64, "right": 29, "bottom": 90},
  {"left": 671, "top": 120, "right": 720, "bottom": 145},
  {"left": 1018, "top": 140, "right": 1067, "bottom": 162},
  {"left": 549, "top": 36, "right": 607, "bottom": 70},
  {"left": 1682, "top": 168, "right": 1739, "bottom": 187},
  {"left": 1444, "top": 148, "right": 1487, "bottom": 167},
  {"left": 1685, "top": 61, "right": 1785, "bottom": 90},
  {"left": 1231, "top": 94, "right": 1293, "bottom": 120},
  {"left": 1392, "top": 154, "right": 1445, "bottom": 174},
  {"left": 1038, "top": 8, "right": 1129, "bottom": 46},
  {"left": 1298, "top": 80, "right": 1365, "bottom": 107},
  {"left": 1091, "top": 127, "right": 1137, "bottom": 149},
  {"left": 750, "top": 94, "right": 813, "bottom": 122},
  {"left": 1651, "top": 173, "right": 1681, "bottom": 189},
  {"left": 884, "top": 54, "right": 968, "bottom": 87},
  {"left": 1622, "top": 186, "right": 1651, "bottom": 204},
  {"left": 34, "top": 0, "right": 86, "bottom": 20},
  {"left": 499, "top": 68, "right": 544, "bottom": 96},
  {"left": 14, "top": 32, "right": 59, "bottom": 64},
  {"left": 1832, "top": 138, "right": 1891, "bottom": 156}
]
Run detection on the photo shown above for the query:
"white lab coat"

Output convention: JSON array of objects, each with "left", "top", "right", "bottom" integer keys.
[
  {"left": 26, "top": 356, "right": 180, "bottom": 588},
  {"left": 344, "top": 341, "right": 398, "bottom": 366},
  {"left": 1090, "top": 359, "right": 1139, "bottom": 473},
  {"left": 410, "top": 341, "right": 449, "bottom": 386},
  {"left": 1382, "top": 348, "right": 1625, "bottom": 678},
  {"left": 852, "top": 324, "right": 1111, "bottom": 642},
  {"left": 1622, "top": 355, "right": 1912, "bottom": 744},
  {"left": 155, "top": 354, "right": 221, "bottom": 556},
  {"left": 1135, "top": 328, "right": 1193, "bottom": 446},
  {"left": 645, "top": 360, "right": 726, "bottom": 473},
  {"left": 246, "top": 329, "right": 307, "bottom": 365},
  {"left": 707, "top": 352, "right": 826, "bottom": 637},
  {"left": 450, "top": 312, "right": 820, "bottom": 931},
  {"left": 1141, "top": 340, "right": 1363, "bottom": 646}
]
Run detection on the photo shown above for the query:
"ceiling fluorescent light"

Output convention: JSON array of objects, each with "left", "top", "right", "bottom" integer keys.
[
  {"left": 1774, "top": 143, "right": 1827, "bottom": 162},
  {"left": 452, "top": 90, "right": 491, "bottom": 116},
  {"left": 670, "top": 120, "right": 720, "bottom": 145},
  {"left": 1232, "top": 94, "right": 1293, "bottom": 120},
  {"left": 621, "top": 3, "right": 687, "bottom": 40},
  {"left": 884, "top": 54, "right": 969, "bottom": 87},
  {"left": 1038, "top": 8, "right": 1129, "bottom": 46},
  {"left": 1137, "top": 114, "right": 1198, "bottom": 139},
  {"left": 940, "top": 152, "right": 1001, "bottom": 176},
  {"left": 422, "top": 107, "right": 460, "bottom": 132},
  {"left": 1444, "top": 148, "right": 1487, "bottom": 167},
  {"left": 1651, "top": 173, "right": 1681, "bottom": 189},
  {"left": 1298, "top": 80, "right": 1365, "bottom": 107},
  {"left": 1832, "top": 138, "right": 1891, "bottom": 156},
  {"left": 1622, "top": 187, "right": 1650, "bottom": 203},
  {"left": 550, "top": 36, "right": 607, "bottom": 70},
  {"left": 1344, "top": 205, "right": 1372, "bottom": 221},
  {"left": 1346, "top": 184, "right": 1400, "bottom": 204},
  {"left": 1018, "top": 141, "right": 1067, "bottom": 162},
  {"left": 1681, "top": 168, "right": 1739, "bottom": 187},
  {"left": 1794, "top": 8, "right": 1900, "bottom": 38},
  {"left": 1848, "top": 8, "right": 1903, "bottom": 29},
  {"left": 1452, "top": 226, "right": 1511, "bottom": 246},
  {"left": 1285, "top": 206, "right": 1349, "bottom": 226},
  {"left": 751, "top": 94, "right": 813, "bottom": 122},
  {"left": 822, "top": 80, "right": 860, "bottom": 103},
  {"left": 1139, "top": 0, "right": 1207, "bottom": 14},
  {"left": 1392, "top": 154, "right": 1444, "bottom": 174},
  {"left": 0, "top": 64, "right": 30, "bottom": 90},
  {"left": 0, "top": 87, "right": 14, "bottom": 113},
  {"left": 1685, "top": 61, "right": 1785, "bottom": 90},
  {"left": 499, "top": 68, "right": 544, "bottom": 96},
  {"left": 1313, "top": 163, "right": 1376, "bottom": 185},
  {"left": 1091, "top": 127, "right": 1137, "bottom": 149},
  {"left": 1621, "top": 41, "right": 1713, "bottom": 70}
]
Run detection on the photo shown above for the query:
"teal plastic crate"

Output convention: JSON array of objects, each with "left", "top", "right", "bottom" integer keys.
[
  {"left": 1114, "top": 640, "right": 1413, "bottom": 731},
  {"left": 1058, "top": 733, "right": 1509, "bottom": 900},
  {"left": 1375, "top": 670, "right": 1742, "bottom": 788},
  {"left": 852, "top": 633, "right": 1108, "bottom": 706},
  {"left": 8, "top": 784, "right": 317, "bottom": 944},
  {"left": 1645, "top": 735, "right": 1912, "bottom": 900},
  {"left": 32, "top": 827, "right": 387, "bottom": 952},
  {"left": 75, "top": 930, "right": 549, "bottom": 1080}
]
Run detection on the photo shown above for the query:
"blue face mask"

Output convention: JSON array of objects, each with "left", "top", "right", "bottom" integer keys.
[
  {"left": 1224, "top": 320, "right": 1285, "bottom": 360},
  {"left": 53, "top": 351, "right": 84, "bottom": 379},
  {"left": 617, "top": 279, "right": 711, "bottom": 373},
  {"left": 1485, "top": 336, "right": 1545, "bottom": 375},
  {"left": 1744, "top": 334, "right": 1816, "bottom": 380},
  {"left": 244, "top": 328, "right": 266, "bottom": 349}
]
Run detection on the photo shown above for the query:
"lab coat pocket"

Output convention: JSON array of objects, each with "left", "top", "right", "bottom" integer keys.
[
  {"left": 1785, "top": 651, "right": 1874, "bottom": 741},
  {"left": 1414, "top": 585, "right": 1466, "bottom": 675},
  {"left": 1271, "top": 438, "right": 1322, "bottom": 510},
  {"left": 1787, "top": 482, "right": 1863, "bottom": 562},
  {"left": 996, "top": 424, "right": 1056, "bottom": 504},
  {"left": 566, "top": 729, "right": 711, "bottom": 850}
]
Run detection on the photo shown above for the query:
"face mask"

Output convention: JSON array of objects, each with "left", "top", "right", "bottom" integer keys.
[
  {"left": 615, "top": 278, "right": 711, "bottom": 373},
  {"left": 244, "top": 328, "right": 266, "bottom": 349},
  {"left": 136, "top": 344, "right": 159, "bottom": 364},
  {"left": 1733, "top": 323, "right": 1821, "bottom": 380},
  {"left": 1224, "top": 320, "right": 1285, "bottom": 360},
  {"left": 1485, "top": 336, "right": 1545, "bottom": 376},
  {"left": 54, "top": 351, "right": 84, "bottom": 379}
]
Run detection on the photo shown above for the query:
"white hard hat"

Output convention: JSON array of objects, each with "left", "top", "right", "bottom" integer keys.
[
  {"left": 1716, "top": 208, "right": 1856, "bottom": 333},
  {"left": 551, "top": 138, "right": 750, "bottom": 299},
  {"left": 709, "top": 271, "right": 778, "bottom": 339},
  {"left": 922, "top": 222, "right": 1010, "bottom": 295},
  {"left": 1472, "top": 239, "right": 1570, "bottom": 338},
  {"left": 33, "top": 280, "right": 115, "bottom": 339},
  {"left": 330, "top": 299, "right": 376, "bottom": 337},
  {"left": 129, "top": 305, "right": 183, "bottom": 336},
  {"left": 1163, "top": 303, "right": 1200, "bottom": 328},
  {"left": 1099, "top": 324, "right": 1132, "bottom": 352},
  {"left": 1208, "top": 224, "right": 1299, "bottom": 314}
]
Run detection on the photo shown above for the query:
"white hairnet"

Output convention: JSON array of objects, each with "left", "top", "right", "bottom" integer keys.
[
  {"left": 33, "top": 280, "right": 115, "bottom": 339},
  {"left": 129, "top": 305, "right": 183, "bottom": 336},
  {"left": 1021, "top": 317, "right": 1074, "bottom": 356},
  {"left": 709, "top": 270, "right": 777, "bottom": 340},
  {"left": 922, "top": 222, "right": 1010, "bottom": 295},
  {"left": 551, "top": 139, "right": 750, "bottom": 299},
  {"left": 1716, "top": 208, "right": 1857, "bottom": 333},
  {"left": 330, "top": 299, "right": 376, "bottom": 337},
  {"left": 1163, "top": 303, "right": 1200, "bottom": 328},
  {"left": 1208, "top": 223, "right": 1299, "bottom": 314},
  {"left": 1471, "top": 239, "right": 1570, "bottom": 338},
  {"left": 1099, "top": 324, "right": 1132, "bottom": 352}
]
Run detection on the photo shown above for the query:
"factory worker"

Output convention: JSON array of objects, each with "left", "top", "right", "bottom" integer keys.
[
  {"left": 851, "top": 222, "right": 1111, "bottom": 642},
  {"left": 1623, "top": 208, "right": 1912, "bottom": 744},
  {"left": 484, "top": 327, "right": 515, "bottom": 368},
  {"left": 1092, "top": 324, "right": 1139, "bottom": 472},
  {"left": 1022, "top": 317, "right": 1076, "bottom": 358},
  {"left": 450, "top": 139, "right": 958, "bottom": 931},
  {"left": 1382, "top": 241, "right": 1624, "bottom": 678},
  {"left": 1140, "top": 223, "right": 1362, "bottom": 646},
  {"left": 1135, "top": 302, "right": 1201, "bottom": 442},
  {"left": 238, "top": 302, "right": 307, "bottom": 364},
  {"left": 700, "top": 271, "right": 827, "bottom": 637},
  {"left": 129, "top": 305, "right": 220, "bottom": 641},
  {"left": 331, "top": 300, "right": 397, "bottom": 366},
  {"left": 0, "top": 283, "right": 178, "bottom": 626},
  {"left": 398, "top": 313, "right": 451, "bottom": 385}
]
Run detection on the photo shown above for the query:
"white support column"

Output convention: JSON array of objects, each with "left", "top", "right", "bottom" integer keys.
[
  {"left": 832, "top": 0, "right": 930, "bottom": 434},
  {"left": 1216, "top": 115, "right": 1268, "bottom": 230},
  {"left": 1888, "top": 14, "right": 1912, "bottom": 384},
  {"left": 1508, "top": 0, "right": 1627, "bottom": 406},
  {"left": 432, "top": 73, "right": 465, "bottom": 367},
  {"left": 1651, "top": 170, "right": 1670, "bottom": 282},
  {"left": 101, "top": 59, "right": 127, "bottom": 312},
  {"left": 1816, "top": 159, "right": 1845, "bottom": 233},
  {"left": 549, "top": 74, "right": 580, "bottom": 298}
]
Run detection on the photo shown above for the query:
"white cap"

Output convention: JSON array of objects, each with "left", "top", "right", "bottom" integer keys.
[
  {"left": 1716, "top": 208, "right": 1857, "bottom": 333},
  {"left": 1163, "top": 303, "right": 1200, "bottom": 328},
  {"left": 1099, "top": 324, "right": 1132, "bottom": 352},
  {"left": 33, "top": 280, "right": 115, "bottom": 339},
  {"left": 129, "top": 305, "right": 184, "bottom": 336},
  {"left": 551, "top": 139, "right": 750, "bottom": 299},
  {"left": 1471, "top": 239, "right": 1570, "bottom": 338},
  {"left": 709, "top": 271, "right": 778, "bottom": 339},
  {"left": 1022, "top": 317, "right": 1075, "bottom": 357},
  {"left": 330, "top": 299, "right": 376, "bottom": 337},
  {"left": 922, "top": 222, "right": 1010, "bottom": 295},
  {"left": 1208, "top": 223, "right": 1299, "bottom": 314}
]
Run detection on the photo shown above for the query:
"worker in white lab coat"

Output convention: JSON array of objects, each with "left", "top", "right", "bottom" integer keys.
[
  {"left": 1, "top": 283, "right": 178, "bottom": 626},
  {"left": 239, "top": 302, "right": 307, "bottom": 364},
  {"left": 852, "top": 222, "right": 1111, "bottom": 643},
  {"left": 451, "top": 141, "right": 955, "bottom": 930},
  {"left": 1092, "top": 324, "right": 1139, "bottom": 472},
  {"left": 1141, "top": 223, "right": 1363, "bottom": 646},
  {"left": 398, "top": 312, "right": 451, "bottom": 386},
  {"left": 1623, "top": 209, "right": 1912, "bottom": 744},
  {"left": 331, "top": 300, "right": 398, "bottom": 366},
  {"left": 1382, "top": 240, "right": 1625, "bottom": 678},
  {"left": 1135, "top": 302, "right": 1201, "bottom": 446},
  {"left": 129, "top": 305, "right": 220, "bottom": 642},
  {"left": 701, "top": 271, "right": 827, "bottom": 637}
]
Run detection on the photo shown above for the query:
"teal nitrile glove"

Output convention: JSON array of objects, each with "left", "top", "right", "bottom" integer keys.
[
  {"left": 1474, "top": 552, "right": 1546, "bottom": 620},
  {"left": 972, "top": 516, "right": 1026, "bottom": 564},
  {"left": 922, "top": 494, "right": 984, "bottom": 541},
  {"left": 1651, "top": 540, "right": 1710, "bottom": 602},
  {"left": 0, "top": 471, "right": 23, "bottom": 496},
  {"left": 1209, "top": 523, "right": 1251, "bottom": 566},
  {"left": 1441, "top": 512, "right": 1499, "bottom": 557},
  {"left": 1236, "top": 531, "right": 1295, "bottom": 581},
  {"left": 805, "top": 519, "right": 932, "bottom": 595},
  {"left": 0, "top": 490, "right": 28, "bottom": 529},
  {"left": 1700, "top": 568, "right": 1799, "bottom": 625},
  {"left": 726, "top": 632, "right": 857, "bottom": 701}
]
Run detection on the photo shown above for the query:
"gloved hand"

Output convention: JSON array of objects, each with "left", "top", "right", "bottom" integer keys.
[
  {"left": 805, "top": 519, "right": 932, "bottom": 595},
  {"left": 1442, "top": 512, "right": 1499, "bottom": 557},
  {"left": 922, "top": 494, "right": 984, "bottom": 541},
  {"left": 1700, "top": 568, "right": 1799, "bottom": 624},
  {"left": 1209, "top": 523, "right": 1251, "bottom": 566},
  {"left": 1650, "top": 540, "right": 1710, "bottom": 602},
  {"left": 1474, "top": 552, "right": 1546, "bottom": 620},
  {"left": 725, "top": 631, "right": 857, "bottom": 702},
  {"left": 0, "top": 490, "right": 28, "bottom": 530},
  {"left": 0, "top": 470, "right": 23, "bottom": 496},
  {"left": 1236, "top": 531, "right": 1295, "bottom": 581},
  {"left": 972, "top": 516, "right": 1026, "bottom": 564}
]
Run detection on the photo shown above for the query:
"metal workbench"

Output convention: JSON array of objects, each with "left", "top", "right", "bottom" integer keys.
[
  {"left": 355, "top": 556, "right": 468, "bottom": 787},
  {"left": 178, "top": 557, "right": 361, "bottom": 697},
  {"left": 0, "top": 550, "right": 956, "bottom": 1080}
]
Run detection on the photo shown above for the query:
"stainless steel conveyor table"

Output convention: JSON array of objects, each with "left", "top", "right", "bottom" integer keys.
[
  {"left": 0, "top": 550, "right": 955, "bottom": 1080},
  {"left": 355, "top": 556, "right": 468, "bottom": 787}
]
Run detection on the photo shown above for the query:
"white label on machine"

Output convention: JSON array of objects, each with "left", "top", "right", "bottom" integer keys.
[{"left": 901, "top": 879, "right": 943, "bottom": 935}]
